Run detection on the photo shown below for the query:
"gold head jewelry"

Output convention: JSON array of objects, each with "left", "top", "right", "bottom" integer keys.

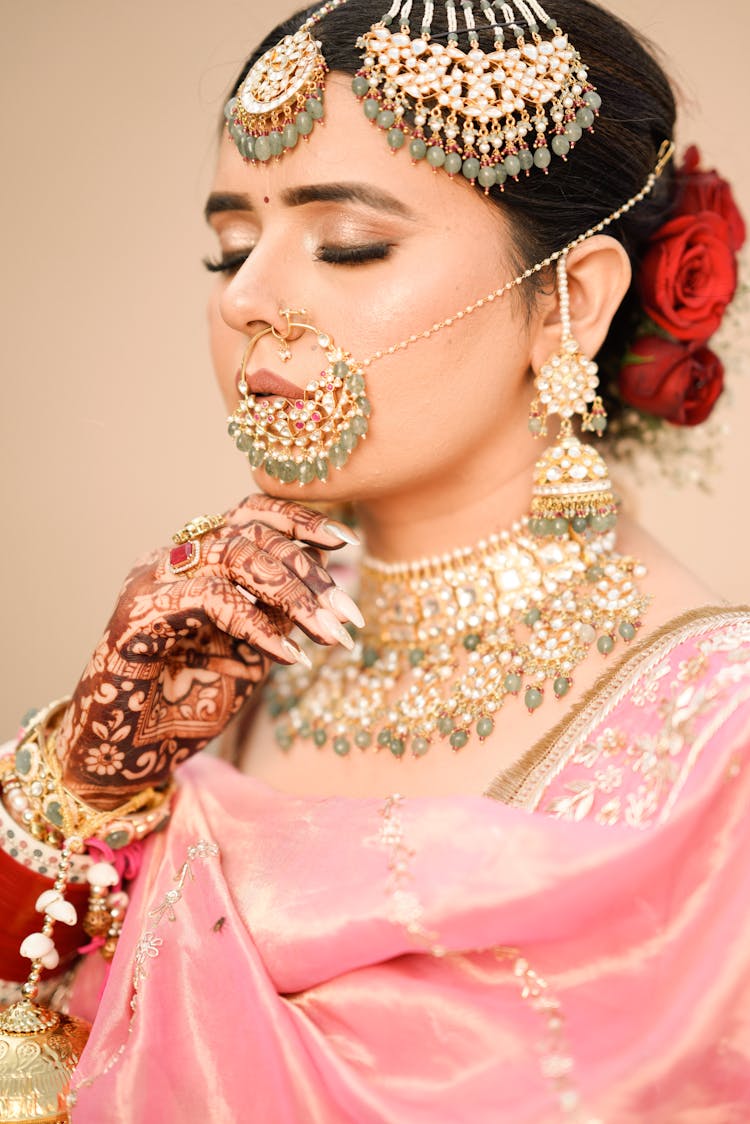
[
  {"left": 353, "top": 0, "right": 600, "bottom": 187},
  {"left": 527, "top": 250, "right": 616, "bottom": 533},
  {"left": 224, "top": 0, "right": 350, "bottom": 162},
  {"left": 228, "top": 313, "right": 371, "bottom": 484}
]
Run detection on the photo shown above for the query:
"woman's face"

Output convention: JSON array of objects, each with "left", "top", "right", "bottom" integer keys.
[{"left": 206, "top": 75, "right": 539, "bottom": 507}]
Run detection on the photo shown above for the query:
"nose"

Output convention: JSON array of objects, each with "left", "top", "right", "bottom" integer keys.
[{"left": 218, "top": 243, "right": 293, "bottom": 342}]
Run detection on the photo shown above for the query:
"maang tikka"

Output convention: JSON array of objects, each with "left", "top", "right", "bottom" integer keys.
[{"left": 353, "top": 0, "right": 600, "bottom": 187}]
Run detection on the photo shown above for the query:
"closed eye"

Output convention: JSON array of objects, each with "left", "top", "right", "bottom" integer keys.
[
  {"left": 203, "top": 250, "right": 252, "bottom": 273},
  {"left": 315, "top": 242, "right": 393, "bottom": 265}
]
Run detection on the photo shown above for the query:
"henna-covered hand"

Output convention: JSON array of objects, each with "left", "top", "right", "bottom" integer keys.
[{"left": 58, "top": 496, "right": 361, "bottom": 809}]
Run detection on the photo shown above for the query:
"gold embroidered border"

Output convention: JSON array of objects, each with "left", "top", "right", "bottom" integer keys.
[{"left": 483, "top": 605, "right": 750, "bottom": 809}]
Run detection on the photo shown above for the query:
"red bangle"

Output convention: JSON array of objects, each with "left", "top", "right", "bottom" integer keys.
[{"left": 0, "top": 844, "right": 89, "bottom": 982}]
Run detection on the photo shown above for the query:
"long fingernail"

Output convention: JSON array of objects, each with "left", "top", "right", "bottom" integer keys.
[
  {"left": 281, "top": 638, "right": 313, "bottom": 669},
  {"left": 322, "top": 587, "right": 365, "bottom": 629},
  {"left": 314, "top": 608, "right": 355, "bottom": 650},
  {"left": 324, "top": 521, "right": 360, "bottom": 546}
]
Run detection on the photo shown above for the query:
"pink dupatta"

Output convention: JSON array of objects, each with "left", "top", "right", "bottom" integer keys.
[{"left": 69, "top": 608, "right": 750, "bottom": 1122}]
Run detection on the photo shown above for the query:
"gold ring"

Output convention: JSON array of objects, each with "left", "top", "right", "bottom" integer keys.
[
  {"left": 171, "top": 513, "right": 226, "bottom": 546},
  {"left": 168, "top": 513, "right": 226, "bottom": 576}
]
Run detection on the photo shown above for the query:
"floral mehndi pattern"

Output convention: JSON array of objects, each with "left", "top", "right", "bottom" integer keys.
[
  {"left": 59, "top": 496, "right": 354, "bottom": 808},
  {"left": 539, "top": 613, "right": 750, "bottom": 827}
]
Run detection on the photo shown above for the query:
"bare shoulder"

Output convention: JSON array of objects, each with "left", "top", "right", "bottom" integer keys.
[{"left": 617, "top": 515, "right": 728, "bottom": 635}]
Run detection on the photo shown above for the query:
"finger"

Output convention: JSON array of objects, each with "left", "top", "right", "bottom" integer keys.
[{"left": 225, "top": 494, "right": 360, "bottom": 549}]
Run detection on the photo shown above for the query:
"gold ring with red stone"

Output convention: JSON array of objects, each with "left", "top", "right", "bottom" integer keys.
[{"left": 168, "top": 513, "right": 226, "bottom": 575}]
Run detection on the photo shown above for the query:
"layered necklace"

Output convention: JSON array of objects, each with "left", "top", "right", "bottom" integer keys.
[{"left": 267, "top": 519, "right": 649, "bottom": 758}]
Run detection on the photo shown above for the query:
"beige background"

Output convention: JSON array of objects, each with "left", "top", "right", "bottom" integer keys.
[{"left": 0, "top": 0, "right": 747, "bottom": 733}]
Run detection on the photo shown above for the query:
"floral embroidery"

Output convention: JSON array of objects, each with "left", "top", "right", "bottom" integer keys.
[
  {"left": 149, "top": 839, "right": 219, "bottom": 923},
  {"left": 630, "top": 659, "right": 670, "bottom": 707},
  {"left": 132, "top": 931, "right": 163, "bottom": 990},
  {"left": 379, "top": 795, "right": 443, "bottom": 953}
]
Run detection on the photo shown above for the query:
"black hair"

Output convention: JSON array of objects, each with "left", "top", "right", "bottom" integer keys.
[{"left": 228, "top": 0, "right": 677, "bottom": 424}]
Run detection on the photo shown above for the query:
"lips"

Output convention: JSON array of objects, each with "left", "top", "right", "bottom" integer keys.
[{"left": 238, "top": 367, "right": 305, "bottom": 399}]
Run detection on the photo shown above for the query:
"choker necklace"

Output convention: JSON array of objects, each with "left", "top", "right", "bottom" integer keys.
[{"left": 267, "top": 519, "right": 650, "bottom": 758}]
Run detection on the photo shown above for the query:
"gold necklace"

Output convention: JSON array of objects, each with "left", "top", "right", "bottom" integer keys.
[{"left": 267, "top": 518, "right": 649, "bottom": 757}]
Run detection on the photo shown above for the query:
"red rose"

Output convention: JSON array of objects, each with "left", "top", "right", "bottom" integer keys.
[
  {"left": 619, "top": 335, "right": 724, "bottom": 426},
  {"left": 640, "top": 212, "right": 737, "bottom": 343},
  {"left": 675, "top": 146, "right": 746, "bottom": 252}
]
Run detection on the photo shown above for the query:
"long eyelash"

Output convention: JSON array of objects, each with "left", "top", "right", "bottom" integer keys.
[
  {"left": 202, "top": 250, "right": 252, "bottom": 273},
  {"left": 316, "top": 243, "right": 392, "bottom": 265}
]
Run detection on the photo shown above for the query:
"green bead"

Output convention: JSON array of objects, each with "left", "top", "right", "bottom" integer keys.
[
  {"left": 224, "top": 97, "right": 238, "bottom": 121},
  {"left": 565, "top": 122, "right": 583, "bottom": 143},
  {"left": 340, "top": 429, "right": 357, "bottom": 453},
  {"left": 267, "top": 698, "right": 283, "bottom": 718},
  {"left": 268, "top": 131, "right": 284, "bottom": 156},
  {"left": 444, "top": 152, "right": 462, "bottom": 176},
  {"left": 478, "top": 165, "right": 496, "bottom": 188},
  {"left": 248, "top": 445, "right": 267, "bottom": 468},
  {"left": 351, "top": 415, "right": 368, "bottom": 436},
  {"left": 463, "top": 633, "right": 480, "bottom": 651},
  {"left": 362, "top": 646, "right": 379, "bottom": 668},
  {"left": 238, "top": 135, "right": 256, "bottom": 160},
  {"left": 227, "top": 420, "right": 239, "bottom": 437},
  {"left": 592, "top": 415, "right": 607, "bottom": 433},
  {"left": 387, "top": 128, "right": 406, "bottom": 149},
  {"left": 376, "top": 109, "right": 395, "bottom": 129},
  {"left": 619, "top": 621, "right": 636, "bottom": 641},
  {"left": 315, "top": 455, "right": 329, "bottom": 481},
  {"left": 605, "top": 512, "right": 617, "bottom": 530},
  {"left": 571, "top": 515, "right": 588, "bottom": 533},
  {"left": 278, "top": 460, "right": 299, "bottom": 484},
  {"left": 355, "top": 730, "right": 372, "bottom": 749},
  {"left": 437, "top": 716, "right": 454, "bottom": 736},
  {"left": 495, "top": 166, "right": 507, "bottom": 185},
  {"left": 264, "top": 456, "right": 278, "bottom": 478},
  {"left": 586, "top": 565, "right": 604, "bottom": 582},
  {"left": 282, "top": 124, "right": 299, "bottom": 148},
  {"left": 254, "top": 135, "right": 272, "bottom": 162},
  {"left": 552, "top": 517, "right": 569, "bottom": 537},
  {"left": 352, "top": 75, "right": 370, "bottom": 97},
  {"left": 389, "top": 738, "right": 406, "bottom": 758},
  {"left": 504, "top": 153, "right": 521, "bottom": 177},
  {"left": 358, "top": 396, "right": 372, "bottom": 417},
  {"left": 298, "top": 720, "right": 312, "bottom": 737},
  {"left": 462, "top": 156, "right": 481, "bottom": 181},
  {"left": 297, "top": 461, "right": 316, "bottom": 485},
  {"left": 476, "top": 716, "right": 494, "bottom": 738},
  {"left": 329, "top": 444, "right": 349, "bottom": 469},
  {"left": 518, "top": 149, "right": 533, "bottom": 170},
  {"left": 332, "top": 360, "right": 349, "bottom": 378},
  {"left": 296, "top": 111, "right": 314, "bottom": 135},
  {"left": 597, "top": 635, "right": 615, "bottom": 655},
  {"left": 363, "top": 98, "right": 380, "bottom": 120},
  {"left": 377, "top": 728, "right": 393, "bottom": 746},
  {"left": 312, "top": 728, "right": 327, "bottom": 747},
  {"left": 450, "top": 730, "right": 469, "bottom": 750},
  {"left": 504, "top": 672, "right": 522, "bottom": 693},
  {"left": 275, "top": 726, "right": 293, "bottom": 750},
  {"left": 528, "top": 417, "right": 544, "bottom": 435},
  {"left": 333, "top": 736, "right": 350, "bottom": 757},
  {"left": 584, "top": 90, "right": 602, "bottom": 110},
  {"left": 45, "top": 800, "right": 64, "bottom": 827},
  {"left": 553, "top": 676, "right": 570, "bottom": 698},
  {"left": 410, "top": 137, "right": 427, "bottom": 161},
  {"left": 537, "top": 518, "right": 555, "bottom": 536},
  {"left": 345, "top": 372, "right": 365, "bottom": 395},
  {"left": 104, "top": 830, "right": 130, "bottom": 850},
  {"left": 524, "top": 607, "right": 541, "bottom": 627},
  {"left": 14, "top": 747, "right": 31, "bottom": 775},
  {"left": 576, "top": 106, "right": 595, "bottom": 129},
  {"left": 409, "top": 647, "right": 425, "bottom": 666},
  {"left": 551, "top": 134, "right": 570, "bottom": 157},
  {"left": 426, "top": 145, "right": 446, "bottom": 168},
  {"left": 525, "top": 687, "right": 544, "bottom": 711},
  {"left": 306, "top": 98, "right": 324, "bottom": 120},
  {"left": 590, "top": 514, "right": 610, "bottom": 533},
  {"left": 235, "top": 432, "right": 253, "bottom": 452},
  {"left": 412, "top": 736, "right": 430, "bottom": 757},
  {"left": 533, "top": 147, "right": 551, "bottom": 168},
  {"left": 228, "top": 122, "right": 244, "bottom": 145}
]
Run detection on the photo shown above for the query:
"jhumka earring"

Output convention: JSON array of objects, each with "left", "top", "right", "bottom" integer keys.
[
  {"left": 527, "top": 250, "right": 615, "bottom": 537},
  {"left": 223, "top": 0, "right": 348, "bottom": 162},
  {"left": 227, "top": 310, "right": 371, "bottom": 484},
  {"left": 353, "top": 0, "right": 600, "bottom": 187}
]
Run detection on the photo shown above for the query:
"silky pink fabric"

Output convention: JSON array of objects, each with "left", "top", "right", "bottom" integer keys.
[{"left": 69, "top": 613, "right": 750, "bottom": 1122}]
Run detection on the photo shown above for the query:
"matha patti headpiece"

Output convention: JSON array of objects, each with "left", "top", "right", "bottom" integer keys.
[
  {"left": 224, "top": 0, "right": 349, "bottom": 162},
  {"left": 353, "top": 0, "right": 600, "bottom": 187}
]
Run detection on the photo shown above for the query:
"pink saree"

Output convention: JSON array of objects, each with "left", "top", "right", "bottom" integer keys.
[{"left": 68, "top": 607, "right": 750, "bottom": 1122}]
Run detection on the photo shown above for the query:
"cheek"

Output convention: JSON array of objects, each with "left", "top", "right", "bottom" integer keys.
[{"left": 207, "top": 289, "right": 240, "bottom": 411}]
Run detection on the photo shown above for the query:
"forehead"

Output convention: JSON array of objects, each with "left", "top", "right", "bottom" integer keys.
[{"left": 212, "top": 75, "right": 502, "bottom": 228}]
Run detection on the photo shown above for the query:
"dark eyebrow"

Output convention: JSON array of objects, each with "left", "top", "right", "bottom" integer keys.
[{"left": 204, "top": 183, "right": 416, "bottom": 223}]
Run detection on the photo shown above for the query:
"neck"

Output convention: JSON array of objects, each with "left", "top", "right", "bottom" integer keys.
[{"left": 355, "top": 438, "right": 540, "bottom": 565}]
